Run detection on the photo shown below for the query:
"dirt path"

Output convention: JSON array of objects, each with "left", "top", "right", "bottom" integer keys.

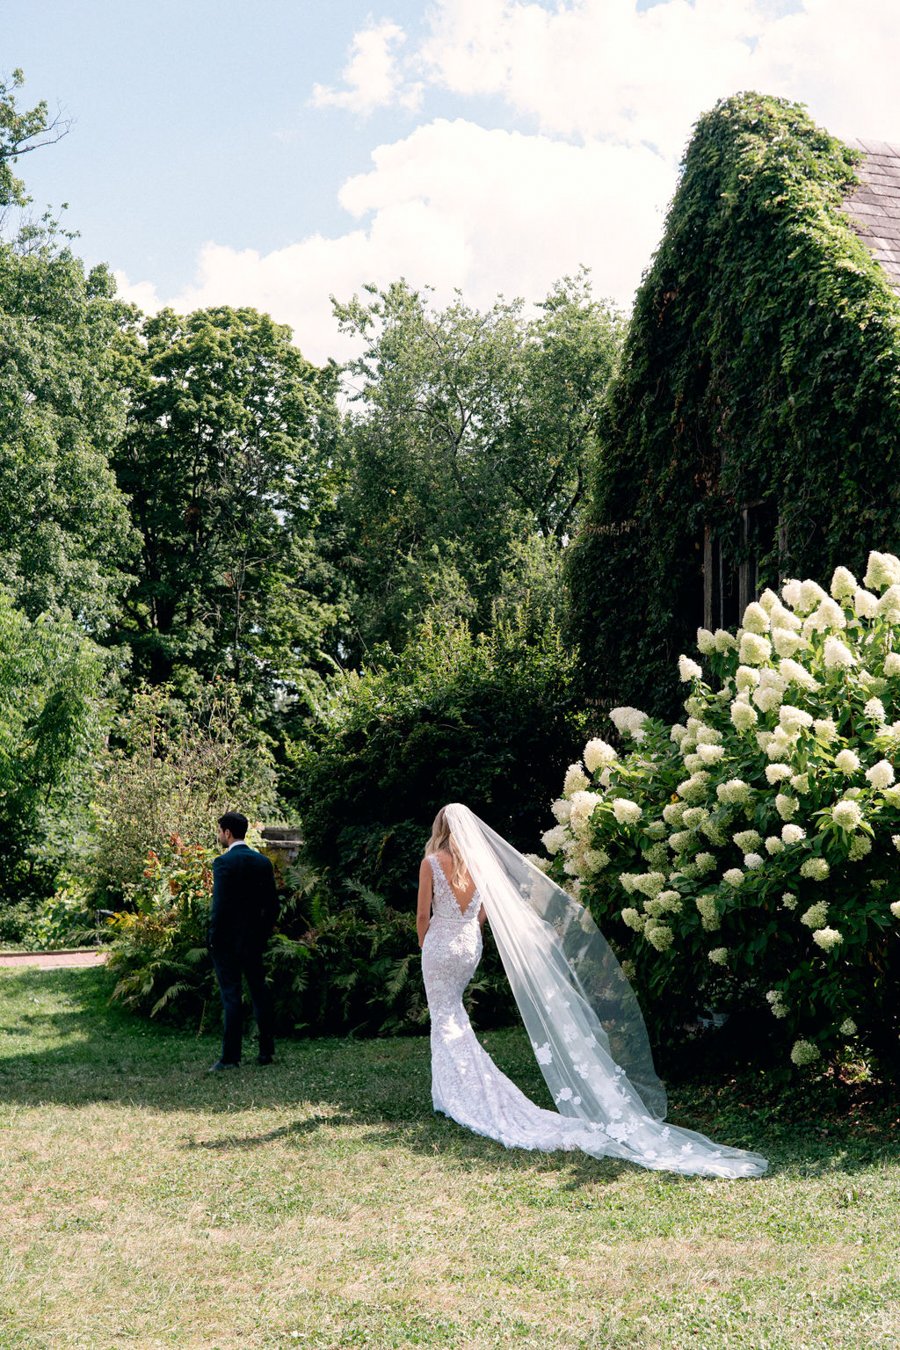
[{"left": 0, "top": 949, "right": 108, "bottom": 969}]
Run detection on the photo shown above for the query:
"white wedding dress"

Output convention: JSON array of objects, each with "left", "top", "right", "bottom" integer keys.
[{"left": 421, "top": 821, "right": 767, "bottom": 1180}]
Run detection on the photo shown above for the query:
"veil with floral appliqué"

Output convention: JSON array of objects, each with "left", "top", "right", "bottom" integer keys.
[{"left": 445, "top": 802, "right": 667, "bottom": 1125}]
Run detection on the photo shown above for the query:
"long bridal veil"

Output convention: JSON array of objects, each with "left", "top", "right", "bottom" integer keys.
[{"left": 445, "top": 803, "right": 767, "bottom": 1178}]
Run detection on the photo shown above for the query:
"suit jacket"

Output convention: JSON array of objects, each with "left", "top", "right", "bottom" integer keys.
[{"left": 208, "top": 843, "right": 279, "bottom": 953}]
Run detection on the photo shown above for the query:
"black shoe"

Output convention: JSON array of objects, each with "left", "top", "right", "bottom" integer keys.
[
  {"left": 208, "top": 1059, "right": 240, "bottom": 1072},
  {"left": 256, "top": 1055, "right": 274, "bottom": 1066}
]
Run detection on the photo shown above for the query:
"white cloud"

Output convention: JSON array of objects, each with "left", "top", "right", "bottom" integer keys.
[
  {"left": 116, "top": 119, "right": 673, "bottom": 364},
  {"left": 310, "top": 19, "right": 423, "bottom": 116},
  {"left": 116, "top": 0, "right": 900, "bottom": 366},
  {"left": 418, "top": 0, "right": 900, "bottom": 153}
]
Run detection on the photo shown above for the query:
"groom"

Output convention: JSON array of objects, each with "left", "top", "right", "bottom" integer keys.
[{"left": 207, "top": 811, "right": 279, "bottom": 1072}]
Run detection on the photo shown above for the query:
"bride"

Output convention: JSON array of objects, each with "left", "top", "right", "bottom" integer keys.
[{"left": 417, "top": 803, "right": 767, "bottom": 1179}]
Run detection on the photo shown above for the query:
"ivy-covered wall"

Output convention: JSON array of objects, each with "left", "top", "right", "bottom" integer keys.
[{"left": 568, "top": 92, "right": 900, "bottom": 718}]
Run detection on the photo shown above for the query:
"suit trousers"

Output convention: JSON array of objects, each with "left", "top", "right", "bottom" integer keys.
[{"left": 211, "top": 945, "right": 275, "bottom": 1064}]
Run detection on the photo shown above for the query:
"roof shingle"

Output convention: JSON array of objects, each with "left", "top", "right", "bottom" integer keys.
[{"left": 844, "top": 140, "right": 900, "bottom": 289}]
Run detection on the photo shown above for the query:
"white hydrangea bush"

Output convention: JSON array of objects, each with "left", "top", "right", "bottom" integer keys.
[{"left": 541, "top": 552, "right": 900, "bottom": 1072}]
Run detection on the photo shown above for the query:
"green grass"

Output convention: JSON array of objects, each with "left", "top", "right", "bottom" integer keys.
[{"left": 1, "top": 968, "right": 899, "bottom": 1349}]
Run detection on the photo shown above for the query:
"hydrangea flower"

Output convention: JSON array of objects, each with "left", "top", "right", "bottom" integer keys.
[
  {"left": 696, "top": 627, "right": 716, "bottom": 654},
  {"left": 744, "top": 852, "right": 764, "bottom": 869},
  {"left": 723, "top": 868, "right": 744, "bottom": 888},
  {"left": 814, "top": 718, "right": 837, "bottom": 741},
  {"left": 695, "top": 895, "right": 719, "bottom": 930},
  {"left": 563, "top": 763, "right": 589, "bottom": 796},
  {"left": 854, "top": 588, "right": 879, "bottom": 619},
  {"left": 866, "top": 759, "right": 895, "bottom": 789},
  {"left": 780, "top": 705, "right": 814, "bottom": 734},
  {"left": 730, "top": 699, "right": 758, "bottom": 731},
  {"left": 694, "top": 852, "right": 717, "bottom": 875},
  {"left": 801, "top": 904, "right": 830, "bottom": 933},
  {"left": 813, "top": 927, "right": 844, "bottom": 951},
  {"left": 790, "top": 1040, "right": 820, "bottom": 1067},
  {"left": 765, "top": 836, "right": 784, "bottom": 855},
  {"left": 631, "top": 872, "right": 666, "bottom": 898},
  {"left": 824, "top": 636, "right": 855, "bottom": 669},
  {"left": 835, "top": 749, "right": 860, "bottom": 774},
  {"left": 735, "top": 665, "right": 760, "bottom": 691},
  {"left": 611, "top": 798, "right": 642, "bottom": 826},
  {"left": 775, "top": 793, "right": 798, "bottom": 820},
  {"left": 708, "top": 947, "right": 729, "bottom": 965},
  {"left": 840, "top": 1018, "right": 857, "bottom": 1036},
  {"left": 863, "top": 550, "right": 900, "bottom": 592},
  {"left": 645, "top": 923, "right": 674, "bottom": 951},
  {"left": 766, "top": 989, "right": 788, "bottom": 1018},
  {"left": 733, "top": 829, "right": 762, "bottom": 852},
  {"left": 848, "top": 835, "right": 872, "bottom": 862},
  {"left": 742, "top": 602, "right": 770, "bottom": 634},
  {"left": 609, "top": 706, "right": 649, "bottom": 741},
  {"left": 678, "top": 654, "right": 703, "bottom": 683},
  {"left": 583, "top": 738, "right": 617, "bottom": 773},
  {"left": 542, "top": 825, "right": 567, "bottom": 855},
  {"left": 781, "top": 892, "right": 798, "bottom": 909},
  {"left": 739, "top": 632, "right": 772, "bottom": 666},
  {"left": 781, "top": 824, "right": 806, "bottom": 845},
  {"left": 621, "top": 907, "right": 643, "bottom": 930},
  {"left": 779, "top": 659, "right": 819, "bottom": 692},
  {"left": 800, "top": 858, "right": 830, "bottom": 881},
  {"left": 891, "top": 901, "right": 900, "bottom": 921},
  {"left": 772, "top": 628, "right": 805, "bottom": 658},
  {"left": 551, "top": 798, "right": 572, "bottom": 824},
  {"left": 830, "top": 567, "right": 857, "bottom": 600},
  {"left": 832, "top": 799, "right": 863, "bottom": 830},
  {"left": 717, "top": 779, "right": 751, "bottom": 805},
  {"left": 766, "top": 763, "right": 792, "bottom": 784},
  {"left": 877, "top": 586, "right": 900, "bottom": 622}
]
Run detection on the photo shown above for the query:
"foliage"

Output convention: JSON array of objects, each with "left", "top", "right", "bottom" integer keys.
[
  {"left": 0, "top": 586, "right": 106, "bottom": 906},
  {"left": 107, "top": 834, "right": 515, "bottom": 1037},
  {"left": 81, "top": 681, "right": 279, "bottom": 908},
  {"left": 541, "top": 555, "right": 900, "bottom": 1077},
  {"left": 107, "top": 834, "right": 216, "bottom": 1019},
  {"left": 0, "top": 68, "right": 70, "bottom": 211},
  {"left": 110, "top": 305, "right": 344, "bottom": 700},
  {"left": 287, "top": 595, "right": 588, "bottom": 909},
  {"left": 334, "top": 272, "right": 624, "bottom": 656},
  {"left": 568, "top": 93, "right": 900, "bottom": 720},
  {"left": 0, "top": 221, "right": 135, "bottom": 629}
]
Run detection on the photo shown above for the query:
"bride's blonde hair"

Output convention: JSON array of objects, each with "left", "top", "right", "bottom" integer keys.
[{"left": 425, "top": 806, "right": 469, "bottom": 888}]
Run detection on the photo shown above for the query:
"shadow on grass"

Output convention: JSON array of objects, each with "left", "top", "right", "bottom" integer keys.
[{"left": 1, "top": 966, "right": 896, "bottom": 1183}]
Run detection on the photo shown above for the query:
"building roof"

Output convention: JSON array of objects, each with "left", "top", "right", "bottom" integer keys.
[{"left": 843, "top": 140, "right": 900, "bottom": 291}]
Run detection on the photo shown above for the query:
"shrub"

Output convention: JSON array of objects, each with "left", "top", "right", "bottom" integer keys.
[
  {"left": 287, "top": 599, "right": 587, "bottom": 909},
  {"left": 81, "top": 681, "right": 278, "bottom": 908},
  {"left": 107, "top": 842, "right": 516, "bottom": 1037},
  {"left": 540, "top": 554, "right": 900, "bottom": 1077},
  {"left": 106, "top": 835, "right": 217, "bottom": 1021}
]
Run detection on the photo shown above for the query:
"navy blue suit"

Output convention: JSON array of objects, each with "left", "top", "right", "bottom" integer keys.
[{"left": 209, "top": 842, "right": 279, "bottom": 1064}]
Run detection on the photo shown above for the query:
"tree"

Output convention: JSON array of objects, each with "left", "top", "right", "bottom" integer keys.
[
  {"left": 0, "top": 68, "right": 70, "bottom": 211},
  {"left": 333, "top": 271, "right": 625, "bottom": 658},
  {"left": 111, "top": 306, "right": 344, "bottom": 701},
  {"left": 0, "top": 585, "right": 106, "bottom": 904}
]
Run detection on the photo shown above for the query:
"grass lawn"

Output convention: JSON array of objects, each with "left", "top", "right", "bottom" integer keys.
[{"left": 1, "top": 968, "right": 899, "bottom": 1349}]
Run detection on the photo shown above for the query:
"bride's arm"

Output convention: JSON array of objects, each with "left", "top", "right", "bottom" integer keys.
[{"left": 416, "top": 859, "right": 433, "bottom": 948}]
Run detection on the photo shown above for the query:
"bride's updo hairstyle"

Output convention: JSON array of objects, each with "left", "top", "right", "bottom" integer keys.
[{"left": 425, "top": 806, "right": 469, "bottom": 888}]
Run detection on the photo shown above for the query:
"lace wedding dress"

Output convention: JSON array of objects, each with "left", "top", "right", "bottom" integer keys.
[{"left": 421, "top": 814, "right": 767, "bottom": 1179}]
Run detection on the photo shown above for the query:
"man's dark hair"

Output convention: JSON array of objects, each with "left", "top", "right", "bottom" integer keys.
[{"left": 218, "top": 811, "right": 249, "bottom": 839}]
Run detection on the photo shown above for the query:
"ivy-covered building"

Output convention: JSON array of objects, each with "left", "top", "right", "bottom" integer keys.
[{"left": 569, "top": 93, "right": 900, "bottom": 718}]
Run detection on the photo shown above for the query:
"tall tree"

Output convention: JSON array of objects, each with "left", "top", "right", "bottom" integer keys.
[
  {"left": 112, "top": 306, "right": 344, "bottom": 700},
  {"left": 0, "top": 74, "right": 134, "bottom": 630},
  {"left": 332, "top": 271, "right": 625, "bottom": 657}
]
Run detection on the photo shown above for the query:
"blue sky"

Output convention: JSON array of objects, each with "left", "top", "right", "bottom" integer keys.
[{"left": 6, "top": 1, "right": 898, "bottom": 362}]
